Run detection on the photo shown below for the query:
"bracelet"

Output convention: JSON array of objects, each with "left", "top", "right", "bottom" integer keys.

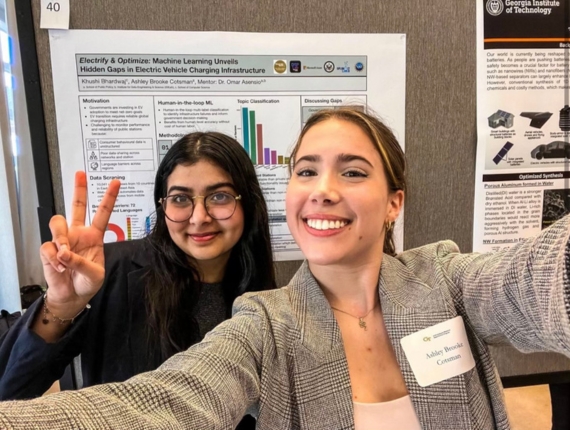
[{"left": 42, "top": 293, "right": 91, "bottom": 325}]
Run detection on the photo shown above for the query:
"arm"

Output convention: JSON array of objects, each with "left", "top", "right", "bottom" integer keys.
[
  {"left": 0, "top": 172, "right": 120, "bottom": 399},
  {"left": 33, "top": 172, "right": 120, "bottom": 343},
  {"left": 0, "top": 295, "right": 264, "bottom": 430},
  {"left": 0, "top": 298, "right": 89, "bottom": 400},
  {"left": 441, "top": 214, "right": 570, "bottom": 355}
]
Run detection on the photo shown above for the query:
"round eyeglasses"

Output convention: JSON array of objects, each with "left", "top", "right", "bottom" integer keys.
[{"left": 159, "top": 192, "right": 242, "bottom": 222}]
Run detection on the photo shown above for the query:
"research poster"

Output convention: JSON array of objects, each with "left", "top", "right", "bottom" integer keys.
[
  {"left": 49, "top": 30, "right": 406, "bottom": 260},
  {"left": 474, "top": 0, "right": 569, "bottom": 253}
]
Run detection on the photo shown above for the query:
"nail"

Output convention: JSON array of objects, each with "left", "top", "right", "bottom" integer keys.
[{"left": 57, "top": 264, "right": 66, "bottom": 273}]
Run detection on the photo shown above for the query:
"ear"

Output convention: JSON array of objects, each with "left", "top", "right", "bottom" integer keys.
[{"left": 386, "top": 190, "right": 404, "bottom": 222}]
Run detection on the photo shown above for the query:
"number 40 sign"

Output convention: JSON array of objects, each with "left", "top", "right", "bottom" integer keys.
[{"left": 40, "top": 0, "right": 70, "bottom": 30}]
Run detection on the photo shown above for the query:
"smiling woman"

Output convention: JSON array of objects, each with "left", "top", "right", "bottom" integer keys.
[
  {"left": 160, "top": 161, "right": 245, "bottom": 282},
  {"left": 286, "top": 114, "right": 404, "bottom": 270},
  {"left": 0, "top": 108, "right": 570, "bottom": 430}
]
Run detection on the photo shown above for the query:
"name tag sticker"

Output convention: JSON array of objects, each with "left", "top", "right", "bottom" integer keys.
[{"left": 400, "top": 316, "right": 475, "bottom": 387}]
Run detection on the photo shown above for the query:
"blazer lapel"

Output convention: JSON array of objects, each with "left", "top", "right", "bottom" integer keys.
[
  {"left": 379, "top": 255, "right": 474, "bottom": 430},
  {"left": 288, "top": 263, "right": 355, "bottom": 430}
]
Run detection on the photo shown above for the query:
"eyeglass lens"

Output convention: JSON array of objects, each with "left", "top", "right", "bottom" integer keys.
[{"left": 163, "top": 192, "right": 238, "bottom": 221}]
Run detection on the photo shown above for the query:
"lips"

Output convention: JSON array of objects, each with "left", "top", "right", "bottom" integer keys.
[
  {"left": 188, "top": 232, "right": 219, "bottom": 242},
  {"left": 302, "top": 216, "right": 351, "bottom": 235}
]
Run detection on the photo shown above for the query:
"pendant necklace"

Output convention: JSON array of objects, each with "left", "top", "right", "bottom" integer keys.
[{"left": 330, "top": 301, "right": 378, "bottom": 331}]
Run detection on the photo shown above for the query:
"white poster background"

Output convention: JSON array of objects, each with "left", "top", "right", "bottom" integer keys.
[{"left": 49, "top": 30, "right": 406, "bottom": 260}]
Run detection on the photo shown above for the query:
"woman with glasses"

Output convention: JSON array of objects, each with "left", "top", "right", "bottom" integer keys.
[{"left": 0, "top": 132, "right": 274, "bottom": 429}]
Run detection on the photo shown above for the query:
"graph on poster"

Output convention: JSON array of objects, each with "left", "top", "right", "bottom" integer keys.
[
  {"left": 239, "top": 103, "right": 296, "bottom": 165},
  {"left": 105, "top": 216, "right": 154, "bottom": 242},
  {"left": 235, "top": 97, "right": 301, "bottom": 166}
]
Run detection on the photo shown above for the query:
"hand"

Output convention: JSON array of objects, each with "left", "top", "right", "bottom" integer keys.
[{"left": 39, "top": 171, "right": 121, "bottom": 317}]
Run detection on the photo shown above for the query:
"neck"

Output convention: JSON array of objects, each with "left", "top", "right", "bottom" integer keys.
[
  {"left": 309, "top": 257, "right": 383, "bottom": 316},
  {"left": 192, "top": 255, "right": 230, "bottom": 284}
]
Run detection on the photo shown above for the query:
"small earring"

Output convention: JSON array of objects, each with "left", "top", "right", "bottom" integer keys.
[{"left": 384, "top": 220, "right": 394, "bottom": 232}]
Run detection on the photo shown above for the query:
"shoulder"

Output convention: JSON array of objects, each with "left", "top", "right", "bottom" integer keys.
[
  {"left": 103, "top": 239, "right": 153, "bottom": 269},
  {"left": 89, "top": 240, "right": 152, "bottom": 310},
  {"left": 231, "top": 288, "right": 300, "bottom": 341},
  {"left": 103, "top": 238, "right": 150, "bottom": 258},
  {"left": 394, "top": 240, "right": 461, "bottom": 267},
  {"left": 99, "top": 239, "right": 153, "bottom": 292},
  {"left": 233, "top": 287, "right": 294, "bottom": 319},
  {"left": 379, "top": 241, "right": 465, "bottom": 289}
]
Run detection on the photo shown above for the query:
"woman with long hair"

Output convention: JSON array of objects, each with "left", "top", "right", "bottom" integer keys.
[
  {"left": 0, "top": 132, "right": 275, "bottom": 429},
  {"left": 0, "top": 108, "right": 569, "bottom": 429}
]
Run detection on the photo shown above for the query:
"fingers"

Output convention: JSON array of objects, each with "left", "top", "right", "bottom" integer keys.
[
  {"left": 70, "top": 171, "right": 121, "bottom": 234},
  {"left": 40, "top": 241, "right": 66, "bottom": 273},
  {"left": 48, "top": 215, "right": 69, "bottom": 264},
  {"left": 70, "top": 171, "right": 88, "bottom": 227},
  {"left": 91, "top": 179, "right": 121, "bottom": 233},
  {"left": 56, "top": 247, "right": 105, "bottom": 283}
]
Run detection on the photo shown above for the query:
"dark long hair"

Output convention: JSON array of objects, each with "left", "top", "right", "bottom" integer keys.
[
  {"left": 144, "top": 132, "right": 275, "bottom": 358},
  {"left": 289, "top": 107, "right": 407, "bottom": 256}
]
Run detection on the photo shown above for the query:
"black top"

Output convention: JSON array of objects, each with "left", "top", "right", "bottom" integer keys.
[{"left": 196, "top": 282, "right": 227, "bottom": 338}]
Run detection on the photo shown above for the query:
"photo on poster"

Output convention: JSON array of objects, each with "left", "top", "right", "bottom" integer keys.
[{"left": 542, "top": 189, "right": 570, "bottom": 229}]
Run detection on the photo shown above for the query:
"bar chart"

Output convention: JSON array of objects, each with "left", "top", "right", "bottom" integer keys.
[{"left": 241, "top": 106, "right": 291, "bottom": 166}]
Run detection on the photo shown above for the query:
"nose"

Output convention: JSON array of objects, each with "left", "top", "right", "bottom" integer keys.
[
  {"left": 309, "top": 173, "right": 340, "bottom": 205},
  {"left": 189, "top": 197, "right": 212, "bottom": 224}
]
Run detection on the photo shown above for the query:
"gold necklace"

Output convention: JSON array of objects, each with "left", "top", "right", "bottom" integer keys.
[{"left": 330, "top": 302, "right": 378, "bottom": 331}]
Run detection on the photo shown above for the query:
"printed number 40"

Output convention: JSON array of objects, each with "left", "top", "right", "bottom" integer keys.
[{"left": 46, "top": 2, "right": 60, "bottom": 12}]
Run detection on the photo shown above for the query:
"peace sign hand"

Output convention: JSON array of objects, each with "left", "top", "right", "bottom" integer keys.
[{"left": 39, "top": 171, "right": 121, "bottom": 319}]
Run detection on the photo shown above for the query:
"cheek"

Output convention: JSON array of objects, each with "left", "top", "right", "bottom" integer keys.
[
  {"left": 165, "top": 218, "right": 183, "bottom": 239},
  {"left": 360, "top": 195, "right": 388, "bottom": 232},
  {"left": 285, "top": 188, "right": 302, "bottom": 231},
  {"left": 229, "top": 207, "right": 245, "bottom": 238},
  {"left": 285, "top": 181, "right": 304, "bottom": 213}
]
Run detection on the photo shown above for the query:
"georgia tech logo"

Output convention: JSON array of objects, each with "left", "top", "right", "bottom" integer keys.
[{"left": 486, "top": 0, "right": 504, "bottom": 16}]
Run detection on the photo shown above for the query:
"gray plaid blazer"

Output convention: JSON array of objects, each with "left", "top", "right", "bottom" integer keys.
[{"left": 1, "top": 217, "right": 570, "bottom": 430}]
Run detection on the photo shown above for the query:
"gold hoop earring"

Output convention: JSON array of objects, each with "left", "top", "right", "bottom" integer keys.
[{"left": 384, "top": 220, "right": 394, "bottom": 233}]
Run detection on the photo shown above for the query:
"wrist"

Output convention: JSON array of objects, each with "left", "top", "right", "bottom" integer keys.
[{"left": 42, "top": 293, "right": 91, "bottom": 325}]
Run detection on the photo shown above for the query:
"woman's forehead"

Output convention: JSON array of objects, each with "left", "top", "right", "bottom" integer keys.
[
  {"left": 167, "top": 161, "right": 234, "bottom": 187},
  {"left": 296, "top": 120, "right": 381, "bottom": 161}
]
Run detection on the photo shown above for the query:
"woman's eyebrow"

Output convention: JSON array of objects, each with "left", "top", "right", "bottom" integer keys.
[
  {"left": 295, "top": 153, "right": 374, "bottom": 167},
  {"left": 167, "top": 185, "right": 191, "bottom": 194},
  {"left": 295, "top": 154, "right": 320, "bottom": 164},
  {"left": 204, "top": 182, "right": 236, "bottom": 193},
  {"left": 337, "top": 153, "right": 374, "bottom": 168},
  {"left": 167, "top": 182, "right": 235, "bottom": 195}
]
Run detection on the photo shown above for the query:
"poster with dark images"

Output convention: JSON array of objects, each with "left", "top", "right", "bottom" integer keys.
[{"left": 473, "top": 0, "right": 570, "bottom": 253}]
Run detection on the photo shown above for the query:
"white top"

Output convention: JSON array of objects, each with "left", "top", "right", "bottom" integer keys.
[{"left": 354, "top": 395, "right": 422, "bottom": 430}]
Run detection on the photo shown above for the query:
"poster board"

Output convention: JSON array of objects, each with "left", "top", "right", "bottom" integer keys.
[{"left": 48, "top": 30, "right": 406, "bottom": 261}]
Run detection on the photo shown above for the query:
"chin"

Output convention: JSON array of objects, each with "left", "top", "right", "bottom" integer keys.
[{"left": 302, "top": 249, "right": 345, "bottom": 267}]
